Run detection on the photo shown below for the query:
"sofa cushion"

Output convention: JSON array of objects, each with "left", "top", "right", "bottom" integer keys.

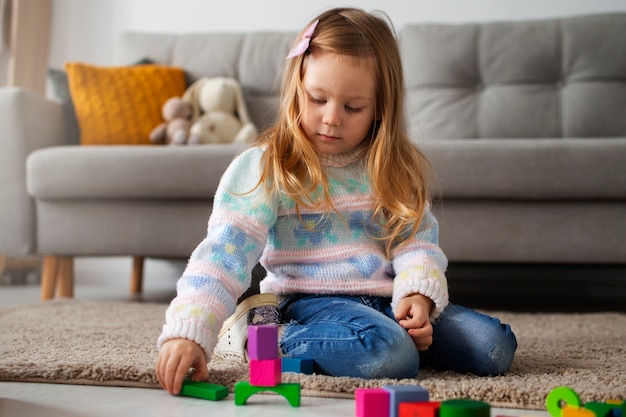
[
  {"left": 65, "top": 62, "right": 187, "bottom": 145},
  {"left": 47, "top": 58, "right": 155, "bottom": 146},
  {"left": 27, "top": 139, "right": 626, "bottom": 202},
  {"left": 418, "top": 138, "right": 626, "bottom": 200},
  {"left": 401, "top": 13, "right": 626, "bottom": 140},
  {"left": 27, "top": 144, "right": 246, "bottom": 200}
]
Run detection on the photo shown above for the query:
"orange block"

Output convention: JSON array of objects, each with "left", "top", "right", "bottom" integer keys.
[{"left": 563, "top": 406, "right": 596, "bottom": 417}]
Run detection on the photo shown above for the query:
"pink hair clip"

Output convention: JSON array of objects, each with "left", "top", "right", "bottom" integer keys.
[{"left": 286, "top": 19, "right": 319, "bottom": 59}]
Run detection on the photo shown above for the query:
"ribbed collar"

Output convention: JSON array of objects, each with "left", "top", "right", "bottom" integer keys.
[{"left": 318, "top": 142, "right": 369, "bottom": 167}]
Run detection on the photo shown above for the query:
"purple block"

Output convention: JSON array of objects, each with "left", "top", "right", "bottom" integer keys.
[
  {"left": 248, "top": 325, "right": 279, "bottom": 360},
  {"left": 383, "top": 385, "right": 429, "bottom": 417}
]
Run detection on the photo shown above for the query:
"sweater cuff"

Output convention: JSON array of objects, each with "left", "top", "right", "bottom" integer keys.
[
  {"left": 157, "top": 319, "right": 218, "bottom": 362},
  {"left": 392, "top": 276, "right": 449, "bottom": 320}
]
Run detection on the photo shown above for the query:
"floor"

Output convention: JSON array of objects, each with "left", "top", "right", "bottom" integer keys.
[{"left": 0, "top": 257, "right": 562, "bottom": 417}]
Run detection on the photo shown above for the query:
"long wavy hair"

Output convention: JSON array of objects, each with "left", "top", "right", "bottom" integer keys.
[{"left": 254, "top": 7, "right": 433, "bottom": 257}]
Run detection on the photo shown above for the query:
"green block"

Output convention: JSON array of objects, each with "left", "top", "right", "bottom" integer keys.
[
  {"left": 234, "top": 381, "right": 301, "bottom": 407},
  {"left": 585, "top": 401, "right": 625, "bottom": 417},
  {"left": 440, "top": 399, "right": 491, "bottom": 417},
  {"left": 180, "top": 380, "right": 229, "bottom": 401}
]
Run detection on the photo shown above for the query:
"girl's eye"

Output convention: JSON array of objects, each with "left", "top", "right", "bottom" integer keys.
[
  {"left": 307, "top": 93, "right": 363, "bottom": 113},
  {"left": 309, "top": 95, "right": 325, "bottom": 104}
]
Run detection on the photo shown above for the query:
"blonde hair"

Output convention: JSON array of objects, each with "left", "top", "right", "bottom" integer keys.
[{"left": 255, "top": 7, "right": 433, "bottom": 256}]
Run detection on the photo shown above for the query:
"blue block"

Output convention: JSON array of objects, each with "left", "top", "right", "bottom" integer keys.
[
  {"left": 383, "top": 385, "right": 429, "bottom": 417},
  {"left": 281, "top": 358, "right": 315, "bottom": 375}
]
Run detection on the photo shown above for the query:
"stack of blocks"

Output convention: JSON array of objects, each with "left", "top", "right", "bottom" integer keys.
[
  {"left": 234, "top": 325, "right": 301, "bottom": 407},
  {"left": 356, "top": 385, "right": 491, "bottom": 417}
]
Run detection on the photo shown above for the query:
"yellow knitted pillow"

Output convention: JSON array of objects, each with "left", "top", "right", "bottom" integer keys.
[{"left": 65, "top": 62, "right": 187, "bottom": 145}]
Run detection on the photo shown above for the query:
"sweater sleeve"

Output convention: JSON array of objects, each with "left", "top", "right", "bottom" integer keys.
[
  {"left": 157, "top": 147, "right": 277, "bottom": 360},
  {"left": 390, "top": 206, "right": 449, "bottom": 319}
]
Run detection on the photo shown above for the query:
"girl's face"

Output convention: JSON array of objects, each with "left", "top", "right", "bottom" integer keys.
[{"left": 299, "top": 51, "right": 377, "bottom": 155}]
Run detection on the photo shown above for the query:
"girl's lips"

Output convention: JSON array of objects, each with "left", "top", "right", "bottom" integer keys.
[{"left": 319, "top": 133, "right": 339, "bottom": 142}]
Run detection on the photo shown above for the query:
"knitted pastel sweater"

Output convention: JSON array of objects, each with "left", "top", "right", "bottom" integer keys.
[{"left": 158, "top": 146, "right": 449, "bottom": 359}]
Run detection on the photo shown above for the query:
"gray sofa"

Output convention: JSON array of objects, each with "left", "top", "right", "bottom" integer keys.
[{"left": 2, "top": 13, "right": 624, "bottom": 301}]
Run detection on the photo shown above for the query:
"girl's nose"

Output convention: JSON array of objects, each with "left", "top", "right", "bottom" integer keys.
[{"left": 322, "top": 105, "right": 341, "bottom": 126}]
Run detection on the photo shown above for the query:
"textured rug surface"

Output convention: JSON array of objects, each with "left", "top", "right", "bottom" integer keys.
[{"left": 0, "top": 300, "right": 623, "bottom": 410}]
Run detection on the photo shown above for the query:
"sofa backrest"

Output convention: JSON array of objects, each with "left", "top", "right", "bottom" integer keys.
[
  {"left": 115, "top": 13, "right": 626, "bottom": 140},
  {"left": 114, "top": 31, "right": 295, "bottom": 132},
  {"left": 400, "top": 13, "right": 626, "bottom": 140}
]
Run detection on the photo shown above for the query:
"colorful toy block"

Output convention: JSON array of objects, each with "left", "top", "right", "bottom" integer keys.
[
  {"left": 384, "top": 385, "right": 430, "bottom": 417},
  {"left": 563, "top": 406, "right": 596, "bottom": 417},
  {"left": 439, "top": 399, "right": 490, "bottom": 417},
  {"left": 235, "top": 324, "right": 296, "bottom": 406},
  {"left": 585, "top": 401, "right": 625, "bottom": 417},
  {"left": 356, "top": 388, "right": 391, "bottom": 417},
  {"left": 400, "top": 401, "right": 441, "bottom": 417},
  {"left": 249, "top": 358, "right": 282, "bottom": 386},
  {"left": 546, "top": 386, "right": 582, "bottom": 417},
  {"left": 234, "top": 381, "right": 300, "bottom": 407},
  {"left": 248, "top": 325, "right": 279, "bottom": 360},
  {"left": 179, "top": 380, "right": 229, "bottom": 401},
  {"left": 281, "top": 358, "right": 315, "bottom": 374}
]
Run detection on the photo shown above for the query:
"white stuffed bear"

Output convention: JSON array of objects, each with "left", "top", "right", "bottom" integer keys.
[{"left": 183, "top": 77, "right": 258, "bottom": 144}]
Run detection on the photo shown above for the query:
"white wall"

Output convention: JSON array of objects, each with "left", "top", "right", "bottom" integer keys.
[{"left": 49, "top": 0, "right": 626, "bottom": 68}]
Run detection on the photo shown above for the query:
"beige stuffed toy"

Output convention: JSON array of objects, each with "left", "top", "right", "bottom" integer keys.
[
  {"left": 183, "top": 77, "right": 258, "bottom": 144},
  {"left": 149, "top": 97, "right": 195, "bottom": 145}
]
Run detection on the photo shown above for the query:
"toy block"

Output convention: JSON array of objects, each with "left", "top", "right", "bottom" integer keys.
[
  {"left": 248, "top": 325, "right": 279, "bottom": 360},
  {"left": 563, "top": 406, "right": 596, "bottom": 417},
  {"left": 179, "top": 380, "right": 229, "bottom": 401},
  {"left": 439, "top": 399, "right": 490, "bottom": 417},
  {"left": 546, "top": 386, "right": 583, "bottom": 417},
  {"left": 355, "top": 388, "right": 390, "bottom": 417},
  {"left": 400, "top": 401, "right": 440, "bottom": 417},
  {"left": 585, "top": 401, "right": 625, "bottom": 417},
  {"left": 234, "top": 381, "right": 300, "bottom": 407},
  {"left": 249, "top": 358, "right": 282, "bottom": 386},
  {"left": 281, "top": 358, "right": 315, "bottom": 374},
  {"left": 384, "top": 385, "right": 429, "bottom": 417}
]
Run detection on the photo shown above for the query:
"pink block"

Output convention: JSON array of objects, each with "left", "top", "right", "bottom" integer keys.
[
  {"left": 249, "top": 358, "right": 282, "bottom": 387},
  {"left": 248, "top": 325, "right": 279, "bottom": 360},
  {"left": 356, "top": 388, "right": 390, "bottom": 417}
]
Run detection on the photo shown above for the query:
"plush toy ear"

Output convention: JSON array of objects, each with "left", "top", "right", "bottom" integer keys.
[
  {"left": 225, "top": 77, "right": 253, "bottom": 125},
  {"left": 149, "top": 123, "right": 167, "bottom": 144},
  {"left": 182, "top": 78, "right": 209, "bottom": 122}
]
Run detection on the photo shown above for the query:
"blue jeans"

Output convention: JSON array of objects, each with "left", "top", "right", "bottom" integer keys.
[{"left": 279, "top": 294, "right": 517, "bottom": 379}]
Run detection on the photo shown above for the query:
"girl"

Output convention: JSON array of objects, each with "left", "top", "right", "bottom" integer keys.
[{"left": 157, "top": 7, "right": 517, "bottom": 395}]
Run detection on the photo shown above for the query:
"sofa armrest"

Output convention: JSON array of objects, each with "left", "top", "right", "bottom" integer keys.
[{"left": 0, "top": 87, "right": 67, "bottom": 255}]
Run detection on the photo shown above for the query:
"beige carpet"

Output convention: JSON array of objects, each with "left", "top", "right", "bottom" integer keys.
[{"left": 0, "top": 300, "right": 623, "bottom": 410}]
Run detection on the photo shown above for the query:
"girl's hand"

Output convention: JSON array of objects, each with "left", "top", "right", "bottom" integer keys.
[
  {"left": 395, "top": 293, "right": 434, "bottom": 351},
  {"left": 156, "top": 338, "right": 209, "bottom": 395}
]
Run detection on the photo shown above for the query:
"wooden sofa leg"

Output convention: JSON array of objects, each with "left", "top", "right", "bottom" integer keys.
[
  {"left": 56, "top": 256, "right": 74, "bottom": 298},
  {"left": 130, "top": 256, "right": 144, "bottom": 294},
  {"left": 41, "top": 255, "right": 59, "bottom": 300}
]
